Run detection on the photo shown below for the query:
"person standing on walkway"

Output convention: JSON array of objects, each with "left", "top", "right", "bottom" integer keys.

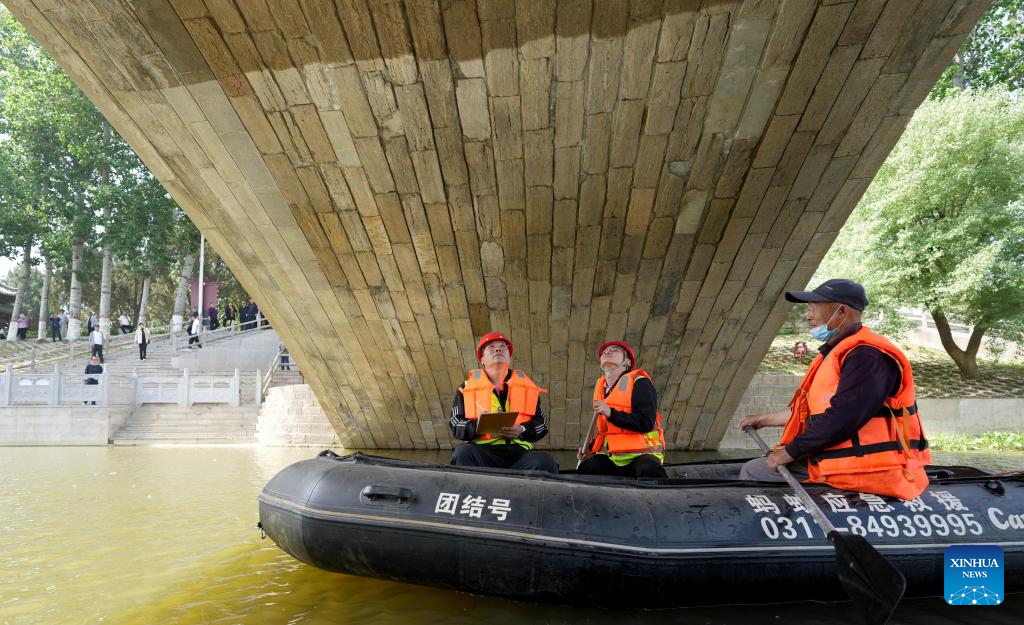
[
  {"left": 83, "top": 356, "right": 102, "bottom": 405},
  {"left": 223, "top": 302, "right": 236, "bottom": 331},
  {"left": 188, "top": 312, "right": 202, "bottom": 348},
  {"left": 16, "top": 313, "right": 28, "bottom": 340},
  {"left": 239, "top": 300, "right": 251, "bottom": 329},
  {"left": 737, "top": 279, "right": 930, "bottom": 500},
  {"left": 135, "top": 322, "right": 149, "bottom": 360},
  {"left": 207, "top": 304, "right": 219, "bottom": 331},
  {"left": 577, "top": 341, "right": 668, "bottom": 479},
  {"left": 118, "top": 312, "right": 131, "bottom": 335},
  {"left": 89, "top": 326, "right": 105, "bottom": 363},
  {"left": 448, "top": 332, "right": 558, "bottom": 472},
  {"left": 49, "top": 312, "right": 62, "bottom": 342}
]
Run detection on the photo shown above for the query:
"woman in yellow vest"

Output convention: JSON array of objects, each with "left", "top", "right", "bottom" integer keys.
[
  {"left": 448, "top": 332, "right": 558, "bottom": 473},
  {"left": 578, "top": 341, "right": 667, "bottom": 479},
  {"left": 738, "top": 279, "right": 930, "bottom": 500}
]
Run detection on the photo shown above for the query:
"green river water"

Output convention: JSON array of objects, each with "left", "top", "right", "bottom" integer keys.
[{"left": 1, "top": 446, "right": 1021, "bottom": 625}]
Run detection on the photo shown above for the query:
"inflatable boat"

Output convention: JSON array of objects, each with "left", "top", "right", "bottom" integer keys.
[{"left": 258, "top": 452, "right": 1023, "bottom": 608}]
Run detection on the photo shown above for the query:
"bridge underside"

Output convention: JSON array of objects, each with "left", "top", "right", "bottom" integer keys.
[{"left": 7, "top": 0, "right": 986, "bottom": 449}]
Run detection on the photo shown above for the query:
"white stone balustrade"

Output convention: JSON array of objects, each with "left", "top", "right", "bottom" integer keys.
[
  {"left": 0, "top": 366, "right": 108, "bottom": 406},
  {"left": 134, "top": 368, "right": 240, "bottom": 407}
]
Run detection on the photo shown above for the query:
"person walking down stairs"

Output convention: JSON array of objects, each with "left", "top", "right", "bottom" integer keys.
[
  {"left": 188, "top": 312, "right": 202, "bottom": 349},
  {"left": 90, "top": 327, "right": 105, "bottom": 363},
  {"left": 135, "top": 322, "right": 150, "bottom": 360}
]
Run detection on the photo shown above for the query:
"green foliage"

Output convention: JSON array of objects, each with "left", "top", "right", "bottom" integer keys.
[
  {"left": 929, "top": 431, "right": 1024, "bottom": 452},
  {"left": 818, "top": 89, "right": 1024, "bottom": 348},
  {"left": 0, "top": 7, "right": 227, "bottom": 319},
  {"left": 1, "top": 262, "right": 43, "bottom": 324},
  {"left": 932, "top": 0, "right": 1024, "bottom": 98}
]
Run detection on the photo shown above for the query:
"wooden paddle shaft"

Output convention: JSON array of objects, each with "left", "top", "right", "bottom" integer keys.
[
  {"left": 744, "top": 427, "right": 837, "bottom": 535},
  {"left": 576, "top": 411, "right": 600, "bottom": 469}
]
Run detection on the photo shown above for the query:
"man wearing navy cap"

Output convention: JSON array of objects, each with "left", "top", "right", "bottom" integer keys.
[
  {"left": 738, "top": 279, "right": 931, "bottom": 500},
  {"left": 448, "top": 332, "right": 558, "bottom": 472}
]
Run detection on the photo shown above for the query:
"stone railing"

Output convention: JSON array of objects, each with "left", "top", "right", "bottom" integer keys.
[
  {"left": 0, "top": 367, "right": 109, "bottom": 406},
  {"left": 135, "top": 368, "right": 241, "bottom": 407}
]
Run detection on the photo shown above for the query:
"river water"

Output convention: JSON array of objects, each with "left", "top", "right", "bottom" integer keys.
[{"left": 1, "top": 446, "right": 1021, "bottom": 625}]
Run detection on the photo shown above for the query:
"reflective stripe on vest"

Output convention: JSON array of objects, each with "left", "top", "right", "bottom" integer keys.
[
  {"left": 780, "top": 326, "right": 931, "bottom": 500},
  {"left": 590, "top": 370, "right": 666, "bottom": 458},
  {"left": 461, "top": 369, "right": 542, "bottom": 449}
]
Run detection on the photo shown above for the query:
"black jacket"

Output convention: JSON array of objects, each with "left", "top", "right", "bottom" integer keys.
[
  {"left": 84, "top": 364, "right": 103, "bottom": 384},
  {"left": 598, "top": 374, "right": 659, "bottom": 433},
  {"left": 784, "top": 323, "right": 902, "bottom": 459}
]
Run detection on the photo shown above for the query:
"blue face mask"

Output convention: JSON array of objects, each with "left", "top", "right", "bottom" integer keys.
[{"left": 809, "top": 307, "right": 843, "bottom": 343}]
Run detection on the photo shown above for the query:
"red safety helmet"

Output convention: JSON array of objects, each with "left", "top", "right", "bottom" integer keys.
[
  {"left": 598, "top": 341, "right": 636, "bottom": 370},
  {"left": 477, "top": 332, "right": 513, "bottom": 360}
]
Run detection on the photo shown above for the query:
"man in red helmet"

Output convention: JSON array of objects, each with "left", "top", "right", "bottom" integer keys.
[
  {"left": 448, "top": 332, "right": 558, "bottom": 472},
  {"left": 578, "top": 341, "right": 667, "bottom": 479}
]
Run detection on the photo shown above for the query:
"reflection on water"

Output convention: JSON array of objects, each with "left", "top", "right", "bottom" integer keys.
[{"left": 0, "top": 446, "right": 1020, "bottom": 625}]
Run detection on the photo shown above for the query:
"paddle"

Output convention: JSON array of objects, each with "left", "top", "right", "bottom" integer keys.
[
  {"left": 744, "top": 427, "right": 906, "bottom": 625},
  {"left": 575, "top": 411, "right": 599, "bottom": 469}
]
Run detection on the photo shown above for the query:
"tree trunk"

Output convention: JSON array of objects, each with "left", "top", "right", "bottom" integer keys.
[
  {"left": 172, "top": 254, "right": 195, "bottom": 333},
  {"left": 67, "top": 234, "right": 84, "bottom": 341},
  {"left": 6, "top": 244, "right": 32, "bottom": 341},
  {"left": 138, "top": 275, "right": 151, "bottom": 325},
  {"left": 36, "top": 260, "right": 52, "bottom": 341},
  {"left": 98, "top": 123, "right": 113, "bottom": 339},
  {"left": 931, "top": 310, "right": 985, "bottom": 380}
]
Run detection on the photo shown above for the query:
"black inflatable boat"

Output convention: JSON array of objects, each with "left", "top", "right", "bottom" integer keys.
[{"left": 258, "top": 452, "right": 1024, "bottom": 608}]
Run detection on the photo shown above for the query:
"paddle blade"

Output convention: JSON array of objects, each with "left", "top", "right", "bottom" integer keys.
[{"left": 829, "top": 531, "right": 906, "bottom": 625}]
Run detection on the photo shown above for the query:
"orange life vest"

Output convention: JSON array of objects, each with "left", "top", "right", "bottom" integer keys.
[
  {"left": 461, "top": 369, "right": 543, "bottom": 446},
  {"left": 590, "top": 370, "right": 666, "bottom": 458},
  {"left": 781, "top": 326, "right": 931, "bottom": 500}
]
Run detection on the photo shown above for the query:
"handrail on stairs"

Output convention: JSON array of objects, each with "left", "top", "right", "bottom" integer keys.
[{"left": 259, "top": 344, "right": 300, "bottom": 405}]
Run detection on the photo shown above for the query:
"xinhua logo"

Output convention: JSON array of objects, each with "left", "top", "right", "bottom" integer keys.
[{"left": 945, "top": 545, "right": 1004, "bottom": 605}]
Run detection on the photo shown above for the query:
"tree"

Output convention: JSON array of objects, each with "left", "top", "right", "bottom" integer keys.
[
  {"left": 818, "top": 89, "right": 1024, "bottom": 379},
  {"left": 932, "top": 0, "right": 1024, "bottom": 98},
  {"left": 0, "top": 8, "right": 104, "bottom": 340}
]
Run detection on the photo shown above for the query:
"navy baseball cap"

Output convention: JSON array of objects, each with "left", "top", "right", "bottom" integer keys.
[{"left": 785, "top": 279, "right": 868, "bottom": 311}]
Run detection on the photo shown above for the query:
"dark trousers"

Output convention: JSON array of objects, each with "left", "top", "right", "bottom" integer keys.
[
  {"left": 138, "top": 343, "right": 147, "bottom": 359},
  {"left": 120, "top": 324, "right": 131, "bottom": 335},
  {"left": 188, "top": 334, "right": 201, "bottom": 347},
  {"left": 450, "top": 443, "right": 558, "bottom": 473},
  {"left": 91, "top": 344, "right": 104, "bottom": 363},
  {"left": 17, "top": 328, "right": 27, "bottom": 340},
  {"left": 51, "top": 327, "right": 61, "bottom": 342},
  {"left": 577, "top": 453, "right": 668, "bottom": 479}
]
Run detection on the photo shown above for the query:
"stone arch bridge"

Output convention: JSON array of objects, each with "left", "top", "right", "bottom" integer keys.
[{"left": 5, "top": 0, "right": 988, "bottom": 449}]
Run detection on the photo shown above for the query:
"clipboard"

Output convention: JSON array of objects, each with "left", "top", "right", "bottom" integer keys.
[{"left": 475, "top": 411, "right": 519, "bottom": 436}]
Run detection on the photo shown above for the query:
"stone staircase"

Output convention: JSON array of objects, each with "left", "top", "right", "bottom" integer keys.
[
  {"left": 257, "top": 384, "right": 337, "bottom": 447},
  {"left": 112, "top": 405, "right": 258, "bottom": 445},
  {"left": 267, "top": 368, "right": 303, "bottom": 388},
  {"left": 102, "top": 331, "right": 267, "bottom": 445}
]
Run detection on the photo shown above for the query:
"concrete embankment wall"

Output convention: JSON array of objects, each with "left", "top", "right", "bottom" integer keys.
[
  {"left": 172, "top": 330, "right": 280, "bottom": 372},
  {"left": 0, "top": 406, "right": 132, "bottom": 445},
  {"left": 2, "top": 377, "right": 1019, "bottom": 447},
  {"left": 717, "top": 374, "right": 1024, "bottom": 450}
]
